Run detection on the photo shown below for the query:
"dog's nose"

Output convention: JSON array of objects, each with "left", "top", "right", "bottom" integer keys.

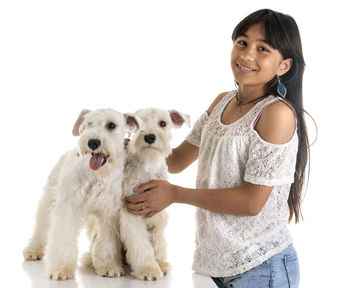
[
  {"left": 144, "top": 134, "right": 156, "bottom": 144},
  {"left": 88, "top": 139, "right": 101, "bottom": 151}
]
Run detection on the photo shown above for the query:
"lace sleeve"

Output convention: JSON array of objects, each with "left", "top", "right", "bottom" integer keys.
[
  {"left": 243, "top": 131, "right": 298, "bottom": 186},
  {"left": 185, "top": 112, "right": 208, "bottom": 147}
]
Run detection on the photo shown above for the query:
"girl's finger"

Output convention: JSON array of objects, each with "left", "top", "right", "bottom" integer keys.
[
  {"left": 134, "top": 180, "right": 157, "bottom": 192},
  {"left": 126, "top": 201, "right": 148, "bottom": 211},
  {"left": 125, "top": 193, "right": 147, "bottom": 204},
  {"left": 145, "top": 211, "right": 157, "bottom": 218},
  {"left": 127, "top": 206, "right": 151, "bottom": 216}
]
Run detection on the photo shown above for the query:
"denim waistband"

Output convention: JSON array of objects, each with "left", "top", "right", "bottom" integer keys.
[{"left": 266, "top": 244, "right": 297, "bottom": 263}]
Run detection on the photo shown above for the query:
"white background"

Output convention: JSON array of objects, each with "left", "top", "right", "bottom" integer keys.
[{"left": 0, "top": 0, "right": 349, "bottom": 287}]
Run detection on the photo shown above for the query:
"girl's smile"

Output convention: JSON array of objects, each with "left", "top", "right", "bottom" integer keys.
[
  {"left": 236, "top": 62, "right": 258, "bottom": 73},
  {"left": 231, "top": 23, "right": 291, "bottom": 91}
]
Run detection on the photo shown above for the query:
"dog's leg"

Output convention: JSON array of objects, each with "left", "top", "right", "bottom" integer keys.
[
  {"left": 90, "top": 215, "right": 124, "bottom": 277},
  {"left": 150, "top": 212, "right": 171, "bottom": 275},
  {"left": 45, "top": 198, "right": 83, "bottom": 281},
  {"left": 80, "top": 215, "right": 97, "bottom": 269},
  {"left": 120, "top": 208, "right": 163, "bottom": 280},
  {"left": 23, "top": 152, "right": 68, "bottom": 261},
  {"left": 23, "top": 186, "right": 55, "bottom": 261},
  {"left": 23, "top": 162, "right": 62, "bottom": 262}
]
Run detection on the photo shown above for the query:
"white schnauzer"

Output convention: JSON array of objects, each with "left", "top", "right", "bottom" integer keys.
[
  {"left": 23, "top": 108, "right": 135, "bottom": 280},
  {"left": 120, "top": 108, "right": 190, "bottom": 280}
]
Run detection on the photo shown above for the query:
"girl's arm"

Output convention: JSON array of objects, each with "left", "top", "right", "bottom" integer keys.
[
  {"left": 166, "top": 141, "right": 199, "bottom": 174},
  {"left": 126, "top": 99, "right": 296, "bottom": 217},
  {"left": 126, "top": 180, "right": 272, "bottom": 217},
  {"left": 166, "top": 91, "right": 229, "bottom": 174}
]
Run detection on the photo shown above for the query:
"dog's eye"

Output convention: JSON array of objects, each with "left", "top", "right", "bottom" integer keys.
[
  {"left": 107, "top": 122, "right": 116, "bottom": 130},
  {"left": 159, "top": 121, "right": 167, "bottom": 128},
  {"left": 87, "top": 122, "right": 93, "bottom": 127}
]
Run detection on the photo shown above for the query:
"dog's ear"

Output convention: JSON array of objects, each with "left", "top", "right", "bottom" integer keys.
[
  {"left": 124, "top": 113, "right": 142, "bottom": 132},
  {"left": 72, "top": 109, "right": 90, "bottom": 136},
  {"left": 169, "top": 110, "right": 191, "bottom": 128}
]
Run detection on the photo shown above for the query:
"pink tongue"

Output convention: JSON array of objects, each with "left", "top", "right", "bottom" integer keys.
[{"left": 90, "top": 154, "right": 103, "bottom": 170}]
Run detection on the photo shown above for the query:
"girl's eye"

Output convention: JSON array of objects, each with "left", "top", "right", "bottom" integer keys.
[
  {"left": 107, "top": 122, "right": 116, "bottom": 130},
  {"left": 236, "top": 40, "right": 247, "bottom": 46},
  {"left": 159, "top": 121, "right": 167, "bottom": 128},
  {"left": 259, "top": 46, "right": 270, "bottom": 52}
]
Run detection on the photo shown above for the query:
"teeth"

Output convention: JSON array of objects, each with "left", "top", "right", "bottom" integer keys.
[{"left": 238, "top": 63, "right": 256, "bottom": 71}]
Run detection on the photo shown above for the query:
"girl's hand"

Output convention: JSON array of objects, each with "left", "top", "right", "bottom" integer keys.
[{"left": 125, "top": 180, "right": 177, "bottom": 218}]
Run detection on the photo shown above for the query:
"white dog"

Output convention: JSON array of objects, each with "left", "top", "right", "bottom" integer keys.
[
  {"left": 23, "top": 108, "right": 135, "bottom": 280},
  {"left": 120, "top": 108, "right": 190, "bottom": 280}
]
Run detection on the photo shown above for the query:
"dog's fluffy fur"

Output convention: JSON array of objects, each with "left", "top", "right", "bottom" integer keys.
[
  {"left": 23, "top": 109, "right": 134, "bottom": 280},
  {"left": 119, "top": 108, "right": 190, "bottom": 280},
  {"left": 23, "top": 107, "right": 190, "bottom": 281}
]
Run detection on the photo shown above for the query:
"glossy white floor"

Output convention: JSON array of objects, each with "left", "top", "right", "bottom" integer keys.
[
  {"left": 19, "top": 259, "right": 216, "bottom": 288},
  {"left": 3, "top": 203, "right": 216, "bottom": 288}
]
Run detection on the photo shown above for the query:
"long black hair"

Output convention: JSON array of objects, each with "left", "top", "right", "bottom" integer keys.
[{"left": 232, "top": 9, "right": 309, "bottom": 223}]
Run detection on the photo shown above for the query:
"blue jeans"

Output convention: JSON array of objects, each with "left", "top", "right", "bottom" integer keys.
[{"left": 211, "top": 244, "right": 299, "bottom": 288}]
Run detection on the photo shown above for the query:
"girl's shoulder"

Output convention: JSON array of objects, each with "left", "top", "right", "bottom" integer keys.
[
  {"left": 206, "top": 91, "right": 232, "bottom": 116},
  {"left": 254, "top": 99, "right": 296, "bottom": 145}
]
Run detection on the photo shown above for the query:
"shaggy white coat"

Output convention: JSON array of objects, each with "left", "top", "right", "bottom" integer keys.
[
  {"left": 23, "top": 109, "right": 132, "bottom": 280},
  {"left": 119, "top": 108, "right": 190, "bottom": 280}
]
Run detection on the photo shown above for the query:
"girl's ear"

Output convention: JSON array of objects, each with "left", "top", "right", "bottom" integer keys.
[{"left": 277, "top": 58, "right": 293, "bottom": 76}]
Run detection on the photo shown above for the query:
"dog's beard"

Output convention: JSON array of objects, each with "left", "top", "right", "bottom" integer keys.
[
  {"left": 139, "top": 148, "right": 164, "bottom": 168},
  {"left": 130, "top": 143, "right": 170, "bottom": 171},
  {"left": 79, "top": 136, "right": 113, "bottom": 172}
]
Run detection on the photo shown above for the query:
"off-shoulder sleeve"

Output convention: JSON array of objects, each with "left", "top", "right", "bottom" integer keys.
[
  {"left": 243, "top": 130, "right": 298, "bottom": 186},
  {"left": 185, "top": 112, "right": 208, "bottom": 147}
]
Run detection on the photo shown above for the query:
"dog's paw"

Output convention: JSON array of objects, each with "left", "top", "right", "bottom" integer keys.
[
  {"left": 157, "top": 260, "right": 171, "bottom": 275},
  {"left": 132, "top": 265, "right": 163, "bottom": 281},
  {"left": 80, "top": 252, "right": 93, "bottom": 269},
  {"left": 23, "top": 247, "right": 45, "bottom": 261},
  {"left": 95, "top": 265, "right": 125, "bottom": 278},
  {"left": 49, "top": 269, "right": 75, "bottom": 281}
]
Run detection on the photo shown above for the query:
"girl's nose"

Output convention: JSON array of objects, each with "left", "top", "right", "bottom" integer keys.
[{"left": 241, "top": 46, "right": 256, "bottom": 62}]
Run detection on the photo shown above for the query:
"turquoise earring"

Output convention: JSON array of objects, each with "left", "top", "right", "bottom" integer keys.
[{"left": 277, "top": 75, "right": 287, "bottom": 98}]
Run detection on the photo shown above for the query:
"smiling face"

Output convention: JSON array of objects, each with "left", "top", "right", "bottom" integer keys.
[{"left": 231, "top": 23, "right": 292, "bottom": 91}]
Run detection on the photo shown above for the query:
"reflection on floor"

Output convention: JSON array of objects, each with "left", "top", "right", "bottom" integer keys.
[{"left": 21, "top": 259, "right": 217, "bottom": 288}]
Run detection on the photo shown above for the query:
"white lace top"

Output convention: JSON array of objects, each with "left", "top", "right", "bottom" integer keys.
[{"left": 185, "top": 91, "right": 298, "bottom": 277}]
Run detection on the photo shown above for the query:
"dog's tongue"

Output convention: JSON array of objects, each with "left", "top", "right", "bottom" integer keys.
[{"left": 90, "top": 154, "right": 103, "bottom": 171}]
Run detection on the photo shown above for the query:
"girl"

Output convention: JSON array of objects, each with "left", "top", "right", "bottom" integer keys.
[{"left": 126, "top": 9, "right": 308, "bottom": 288}]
